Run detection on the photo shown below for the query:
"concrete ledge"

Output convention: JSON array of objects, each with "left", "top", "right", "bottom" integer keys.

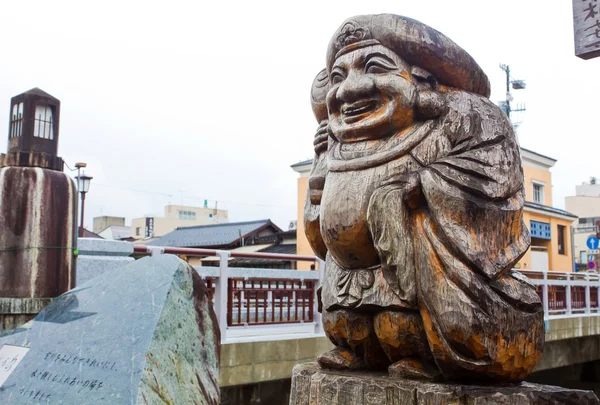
[
  {"left": 0, "top": 297, "right": 53, "bottom": 333},
  {"left": 0, "top": 297, "right": 53, "bottom": 314},
  {"left": 536, "top": 335, "right": 600, "bottom": 371},
  {"left": 546, "top": 315, "right": 600, "bottom": 342},
  {"left": 220, "top": 336, "right": 333, "bottom": 387},
  {"left": 225, "top": 324, "right": 320, "bottom": 342}
]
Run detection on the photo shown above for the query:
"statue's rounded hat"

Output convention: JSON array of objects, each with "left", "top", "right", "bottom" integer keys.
[{"left": 326, "top": 14, "right": 490, "bottom": 98}]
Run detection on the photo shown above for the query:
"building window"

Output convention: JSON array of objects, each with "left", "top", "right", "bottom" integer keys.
[
  {"left": 34, "top": 105, "right": 54, "bottom": 140},
  {"left": 532, "top": 183, "right": 544, "bottom": 204},
  {"left": 557, "top": 225, "right": 566, "bottom": 255},
  {"left": 136, "top": 227, "right": 141, "bottom": 236},
  {"left": 10, "top": 102, "right": 24, "bottom": 138},
  {"left": 178, "top": 210, "right": 196, "bottom": 220},
  {"left": 530, "top": 220, "right": 551, "bottom": 240}
]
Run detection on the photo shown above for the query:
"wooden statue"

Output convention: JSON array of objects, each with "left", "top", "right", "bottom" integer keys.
[{"left": 305, "top": 14, "right": 544, "bottom": 383}]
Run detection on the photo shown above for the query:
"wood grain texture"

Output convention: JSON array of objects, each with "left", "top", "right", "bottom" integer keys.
[{"left": 305, "top": 14, "right": 544, "bottom": 383}]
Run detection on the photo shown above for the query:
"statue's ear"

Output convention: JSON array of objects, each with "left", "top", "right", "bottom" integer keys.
[{"left": 411, "top": 66, "right": 437, "bottom": 89}]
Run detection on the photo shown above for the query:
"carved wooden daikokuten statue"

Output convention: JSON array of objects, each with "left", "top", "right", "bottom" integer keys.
[{"left": 305, "top": 14, "right": 544, "bottom": 383}]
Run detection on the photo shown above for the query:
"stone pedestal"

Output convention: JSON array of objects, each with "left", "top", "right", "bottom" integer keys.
[
  {"left": 0, "top": 297, "right": 52, "bottom": 333},
  {"left": 290, "top": 363, "right": 600, "bottom": 405},
  {"left": 0, "top": 166, "right": 78, "bottom": 298}
]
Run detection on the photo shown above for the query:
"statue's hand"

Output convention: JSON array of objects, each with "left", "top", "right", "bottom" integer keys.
[
  {"left": 381, "top": 171, "right": 423, "bottom": 210},
  {"left": 313, "top": 120, "right": 328, "bottom": 156}
]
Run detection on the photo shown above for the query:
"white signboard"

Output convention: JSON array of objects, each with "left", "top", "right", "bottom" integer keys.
[
  {"left": 0, "top": 344, "right": 29, "bottom": 388},
  {"left": 589, "top": 249, "right": 600, "bottom": 255},
  {"left": 573, "top": 0, "right": 600, "bottom": 59}
]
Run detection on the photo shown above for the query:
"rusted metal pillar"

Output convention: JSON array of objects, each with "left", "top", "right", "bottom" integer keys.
[{"left": 0, "top": 88, "right": 78, "bottom": 333}]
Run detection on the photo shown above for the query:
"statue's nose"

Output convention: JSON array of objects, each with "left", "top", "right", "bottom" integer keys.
[{"left": 336, "top": 72, "right": 375, "bottom": 103}]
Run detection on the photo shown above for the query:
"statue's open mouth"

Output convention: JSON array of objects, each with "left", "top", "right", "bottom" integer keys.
[{"left": 341, "top": 100, "right": 377, "bottom": 122}]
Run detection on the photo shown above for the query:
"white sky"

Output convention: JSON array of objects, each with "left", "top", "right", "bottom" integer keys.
[{"left": 1, "top": 1, "right": 598, "bottom": 230}]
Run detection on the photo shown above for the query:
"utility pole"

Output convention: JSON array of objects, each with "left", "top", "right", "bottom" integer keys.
[
  {"left": 499, "top": 64, "right": 526, "bottom": 123},
  {"left": 501, "top": 64, "right": 512, "bottom": 120}
]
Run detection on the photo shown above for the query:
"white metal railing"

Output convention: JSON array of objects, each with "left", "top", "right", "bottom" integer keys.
[
  {"left": 518, "top": 270, "right": 600, "bottom": 319},
  {"left": 134, "top": 245, "right": 325, "bottom": 342}
]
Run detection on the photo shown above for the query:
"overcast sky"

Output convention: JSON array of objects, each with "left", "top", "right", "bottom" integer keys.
[{"left": 1, "top": 1, "right": 598, "bottom": 230}]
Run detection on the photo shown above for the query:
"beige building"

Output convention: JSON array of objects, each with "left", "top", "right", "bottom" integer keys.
[
  {"left": 92, "top": 216, "right": 132, "bottom": 241},
  {"left": 565, "top": 180, "right": 600, "bottom": 218},
  {"left": 565, "top": 179, "right": 600, "bottom": 268},
  {"left": 131, "top": 204, "right": 228, "bottom": 242},
  {"left": 292, "top": 147, "right": 576, "bottom": 272},
  {"left": 93, "top": 216, "right": 126, "bottom": 234}
]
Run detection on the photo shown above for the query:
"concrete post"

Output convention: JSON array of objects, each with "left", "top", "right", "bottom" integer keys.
[
  {"left": 566, "top": 273, "right": 572, "bottom": 315},
  {"left": 597, "top": 275, "right": 600, "bottom": 313},
  {"left": 586, "top": 273, "right": 592, "bottom": 314},
  {"left": 149, "top": 247, "right": 164, "bottom": 257},
  {"left": 214, "top": 250, "right": 230, "bottom": 342},
  {"left": 543, "top": 271, "right": 549, "bottom": 319}
]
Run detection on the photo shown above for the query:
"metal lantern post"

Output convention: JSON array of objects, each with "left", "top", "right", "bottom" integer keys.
[{"left": 75, "top": 164, "right": 92, "bottom": 237}]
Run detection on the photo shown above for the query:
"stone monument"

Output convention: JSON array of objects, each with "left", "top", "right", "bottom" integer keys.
[
  {"left": 292, "top": 13, "right": 600, "bottom": 404},
  {"left": 0, "top": 255, "right": 219, "bottom": 404}
]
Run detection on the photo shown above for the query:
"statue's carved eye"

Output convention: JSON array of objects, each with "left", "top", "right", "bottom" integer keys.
[
  {"left": 365, "top": 54, "right": 397, "bottom": 74},
  {"left": 366, "top": 64, "right": 389, "bottom": 74},
  {"left": 330, "top": 70, "right": 346, "bottom": 85}
]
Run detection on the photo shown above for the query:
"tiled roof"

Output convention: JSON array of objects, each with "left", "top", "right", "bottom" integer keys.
[
  {"left": 80, "top": 228, "right": 103, "bottom": 239},
  {"left": 290, "top": 159, "right": 313, "bottom": 168},
  {"left": 524, "top": 201, "right": 577, "bottom": 219},
  {"left": 147, "top": 219, "right": 278, "bottom": 248},
  {"left": 229, "top": 243, "right": 297, "bottom": 266},
  {"left": 110, "top": 226, "right": 131, "bottom": 240},
  {"left": 519, "top": 147, "right": 557, "bottom": 162}
]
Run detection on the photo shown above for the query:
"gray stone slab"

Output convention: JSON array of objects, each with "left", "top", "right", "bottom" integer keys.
[
  {"left": 76, "top": 238, "right": 134, "bottom": 286},
  {"left": 76, "top": 238, "right": 133, "bottom": 257},
  {"left": 0, "top": 255, "right": 219, "bottom": 404},
  {"left": 76, "top": 256, "right": 134, "bottom": 286},
  {"left": 290, "top": 362, "right": 600, "bottom": 405}
]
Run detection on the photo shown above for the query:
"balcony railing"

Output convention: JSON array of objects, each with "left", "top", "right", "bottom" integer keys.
[{"left": 133, "top": 244, "right": 600, "bottom": 341}]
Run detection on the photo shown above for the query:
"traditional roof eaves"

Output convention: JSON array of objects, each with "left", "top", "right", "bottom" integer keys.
[
  {"left": 520, "top": 147, "right": 557, "bottom": 162},
  {"left": 524, "top": 201, "right": 578, "bottom": 220},
  {"left": 147, "top": 219, "right": 282, "bottom": 248}
]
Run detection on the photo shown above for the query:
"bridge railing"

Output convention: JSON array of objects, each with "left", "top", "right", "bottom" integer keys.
[
  {"left": 133, "top": 245, "right": 324, "bottom": 342},
  {"left": 519, "top": 270, "right": 600, "bottom": 318},
  {"left": 132, "top": 244, "right": 600, "bottom": 338}
]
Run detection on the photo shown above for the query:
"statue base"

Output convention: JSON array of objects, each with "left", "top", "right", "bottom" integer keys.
[{"left": 290, "top": 363, "right": 600, "bottom": 405}]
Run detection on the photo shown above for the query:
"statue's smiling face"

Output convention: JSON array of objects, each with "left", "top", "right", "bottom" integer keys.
[{"left": 327, "top": 45, "right": 417, "bottom": 143}]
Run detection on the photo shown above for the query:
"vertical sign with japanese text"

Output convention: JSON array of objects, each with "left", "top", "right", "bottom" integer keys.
[
  {"left": 145, "top": 217, "right": 154, "bottom": 239},
  {"left": 573, "top": 0, "right": 600, "bottom": 59}
]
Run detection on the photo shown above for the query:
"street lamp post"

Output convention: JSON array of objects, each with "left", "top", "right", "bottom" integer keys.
[{"left": 74, "top": 163, "right": 92, "bottom": 237}]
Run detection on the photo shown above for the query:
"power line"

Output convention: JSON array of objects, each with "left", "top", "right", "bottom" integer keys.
[{"left": 92, "top": 183, "right": 294, "bottom": 210}]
